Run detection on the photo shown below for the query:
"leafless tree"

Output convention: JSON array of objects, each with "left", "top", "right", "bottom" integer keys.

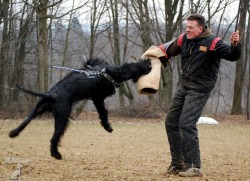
[
  {"left": 245, "top": 6, "right": 250, "bottom": 119},
  {"left": 9, "top": 1, "right": 36, "bottom": 102},
  {"left": 231, "top": 0, "right": 249, "bottom": 114}
]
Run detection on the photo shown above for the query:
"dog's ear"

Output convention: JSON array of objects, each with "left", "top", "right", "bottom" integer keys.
[{"left": 82, "top": 62, "right": 88, "bottom": 69}]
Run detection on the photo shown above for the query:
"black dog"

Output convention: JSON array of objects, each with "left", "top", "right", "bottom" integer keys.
[{"left": 9, "top": 58, "right": 151, "bottom": 160}]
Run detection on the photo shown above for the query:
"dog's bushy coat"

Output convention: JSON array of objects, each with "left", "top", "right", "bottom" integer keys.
[{"left": 9, "top": 58, "right": 151, "bottom": 160}]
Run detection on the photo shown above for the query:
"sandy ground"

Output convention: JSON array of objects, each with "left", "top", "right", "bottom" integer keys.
[{"left": 0, "top": 115, "right": 250, "bottom": 181}]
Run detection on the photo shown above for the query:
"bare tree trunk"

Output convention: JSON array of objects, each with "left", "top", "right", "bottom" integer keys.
[
  {"left": 159, "top": 0, "right": 184, "bottom": 110},
  {"left": 207, "top": 0, "right": 211, "bottom": 27},
  {"left": 110, "top": 0, "right": 122, "bottom": 106},
  {"left": 120, "top": 0, "right": 135, "bottom": 105},
  {"left": 0, "top": 0, "right": 10, "bottom": 106},
  {"left": 74, "top": 0, "right": 106, "bottom": 117},
  {"left": 139, "top": 0, "right": 154, "bottom": 50},
  {"left": 36, "top": 0, "right": 48, "bottom": 92},
  {"left": 188, "top": 0, "right": 204, "bottom": 14},
  {"left": 110, "top": 0, "right": 134, "bottom": 106},
  {"left": 59, "top": 0, "right": 75, "bottom": 79},
  {"left": 110, "top": 0, "right": 120, "bottom": 65},
  {"left": 231, "top": 0, "right": 249, "bottom": 114},
  {"left": 89, "top": 0, "right": 107, "bottom": 59},
  {"left": 131, "top": 0, "right": 156, "bottom": 102},
  {"left": 245, "top": 8, "right": 250, "bottom": 119},
  {"left": 89, "top": 0, "right": 97, "bottom": 59},
  {"left": 10, "top": 2, "right": 35, "bottom": 101},
  {"left": 128, "top": 0, "right": 154, "bottom": 50},
  {"left": 215, "top": 0, "right": 228, "bottom": 36}
]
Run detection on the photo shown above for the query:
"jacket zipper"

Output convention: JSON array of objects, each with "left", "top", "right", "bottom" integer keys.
[{"left": 187, "top": 44, "right": 194, "bottom": 76}]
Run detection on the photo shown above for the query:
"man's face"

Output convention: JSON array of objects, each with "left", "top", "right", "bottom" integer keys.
[{"left": 186, "top": 20, "right": 204, "bottom": 39}]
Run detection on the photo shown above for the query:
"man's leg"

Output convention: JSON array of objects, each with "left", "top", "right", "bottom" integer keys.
[
  {"left": 178, "top": 89, "right": 211, "bottom": 176},
  {"left": 165, "top": 85, "right": 186, "bottom": 173}
]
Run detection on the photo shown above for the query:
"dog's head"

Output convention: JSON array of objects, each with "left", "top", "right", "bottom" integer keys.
[
  {"left": 131, "top": 58, "right": 152, "bottom": 82},
  {"left": 83, "top": 58, "right": 151, "bottom": 87},
  {"left": 137, "top": 58, "right": 152, "bottom": 73},
  {"left": 105, "top": 58, "right": 152, "bottom": 83}
]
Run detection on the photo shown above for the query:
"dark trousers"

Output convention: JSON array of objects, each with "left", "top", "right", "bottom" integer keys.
[{"left": 165, "top": 85, "right": 211, "bottom": 168}]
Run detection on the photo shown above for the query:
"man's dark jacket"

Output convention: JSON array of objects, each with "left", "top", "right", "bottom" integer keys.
[{"left": 159, "top": 28, "right": 241, "bottom": 91}]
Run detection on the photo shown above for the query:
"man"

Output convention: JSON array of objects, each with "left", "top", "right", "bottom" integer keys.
[{"left": 157, "top": 14, "right": 241, "bottom": 177}]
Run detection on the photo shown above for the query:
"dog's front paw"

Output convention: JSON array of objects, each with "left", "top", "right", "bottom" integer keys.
[
  {"left": 9, "top": 129, "right": 19, "bottom": 138},
  {"left": 101, "top": 122, "right": 113, "bottom": 133},
  {"left": 105, "top": 126, "right": 113, "bottom": 133},
  {"left": 51, "top": 146, "right": 62, "bottom": 160},
  {"left": 51, "top": 151, "right": 62, "bottom": 160}
]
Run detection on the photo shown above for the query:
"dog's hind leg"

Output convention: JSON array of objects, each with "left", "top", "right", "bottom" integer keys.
[
  {"left": 9, "top": 98, "right": 48, "bottom": 138},
  {"left": 93, "top": 99, "right": 113, "bottom": 133},
  {"left": 50, "top": 100, "right": 71, "bottom": 160}
]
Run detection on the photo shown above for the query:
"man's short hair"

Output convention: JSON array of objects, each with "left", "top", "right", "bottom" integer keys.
[{"left": 187, "top": 14, "right": 206, "bottom": 27}]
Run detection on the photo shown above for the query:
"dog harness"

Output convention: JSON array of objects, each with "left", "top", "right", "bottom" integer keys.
[{"left": 53, "top": 65, "right": 120, "bottom": 87}]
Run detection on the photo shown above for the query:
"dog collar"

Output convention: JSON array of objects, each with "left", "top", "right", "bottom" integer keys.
[{"left": 101, "top": 68, "right": 121, "bottom": 87}]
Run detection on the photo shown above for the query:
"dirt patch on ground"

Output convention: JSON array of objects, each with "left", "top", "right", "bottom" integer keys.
[{"left": 0, "top": 115, "right": 250, "bottom": 181}]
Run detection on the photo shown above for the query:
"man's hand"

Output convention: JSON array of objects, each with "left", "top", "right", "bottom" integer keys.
[{"left": 230, "top": 31, "right": 240, "bottom": 46}]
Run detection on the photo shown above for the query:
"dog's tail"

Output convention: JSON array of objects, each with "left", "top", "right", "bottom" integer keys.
[
  {"left": 9, "top": 98, "right": 49, "bottom": 138},
  {"left": 17, "top": 84, "right": 51, "bottom": 99},
  {"left": 9, "top": 86, "right": 53, "bottom": 138}
]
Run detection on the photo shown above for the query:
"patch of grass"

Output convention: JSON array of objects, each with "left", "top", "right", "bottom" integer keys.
[{"left": 0, "top": 119, "right": 250, "bottom": 181}]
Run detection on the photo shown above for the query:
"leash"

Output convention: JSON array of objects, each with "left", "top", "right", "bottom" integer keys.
[
  {"left": 53, "top": 66, "right": 120, "bottom": 87},
  {"left": 53, "top": 65, "right": 100, "bottom": 78}
]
